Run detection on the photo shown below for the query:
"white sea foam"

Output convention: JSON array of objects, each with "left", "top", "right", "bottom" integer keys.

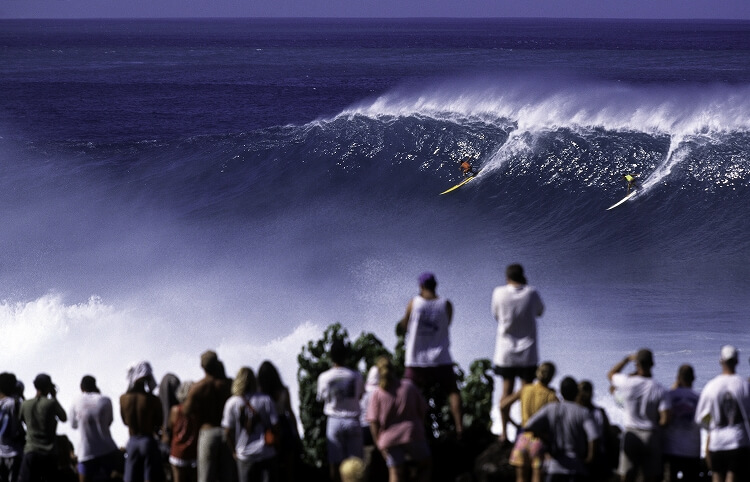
[
  {"left": 339, "top": 80, "right": 750, "bottom": 138},
  {"left": 0, "top": 292, "right": 322, "bottom": 448}
]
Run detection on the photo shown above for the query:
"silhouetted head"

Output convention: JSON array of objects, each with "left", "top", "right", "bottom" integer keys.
[
  {"left": 536, "top": 362, "right": 556, "bottom": 385},
  {"left": 577, "top": 380, "right": 593, "bottom": 406},
  {"left": 33, "top": 373, "right": 55, "bottom": 394},
  {"left": 0, "top": 372, "right": 17, "bottom": 397},
  {"left": 201, "top": 350, "right": 223, "bottom": 377},
  {"left": 330, "top": 339, "right": 348, "bottom": 366},
  {"left": 418, "top": 272, "right": 437, "bottom": 292},
  {"left": 506, "top": 264, "right": 527, "bottom": 285},
  {"left": 636, "top": 349, "right": 654, "bottom": 371},
  {"left": 80, "top": 375, "right": 99, "bottom": 393},
  {"left": 258, "top": 360, "right": 284, "bottom": 396},
  {"left": 560, "top": 376, "right": 579, "bottom": 402},
  {"left": 677, "top": 364, "right": 695, "bottom": 387}
]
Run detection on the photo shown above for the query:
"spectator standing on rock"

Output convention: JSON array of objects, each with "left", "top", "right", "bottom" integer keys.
[{"left": 492, "top": 263, "right": 545, "bottom": 444}]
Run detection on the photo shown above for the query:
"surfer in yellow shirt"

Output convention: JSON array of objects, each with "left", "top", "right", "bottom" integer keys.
[{"left": 623, "top": 173, "right": 637, "bottom": 193}]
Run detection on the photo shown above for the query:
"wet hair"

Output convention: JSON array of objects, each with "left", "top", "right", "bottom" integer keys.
[
  {"left": 232, "top": 367, "right": 257, "bottom": 396},
  {"left": 536, "top": 362, "right": 556, "bottom": 385},
  {"left": 0, "top": 372, "right": 17, "bottom": 397},
  {"left": 560, "top": 376, "right": 579, "bottom": 401},
  {"left": 506, "top": 264, "right": 527, "bottom": 284},
  {"left": 258, "top": 360, "right": 285, "bottom": 397},
  {"left": 330, "top": 339, "right": 348, "bottom": 366},
  {"left": 376, "top": 356, "right": 397, "bottom": 391}
]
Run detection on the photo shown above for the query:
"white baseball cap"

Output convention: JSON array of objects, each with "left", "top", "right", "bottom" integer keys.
[{"left": 721, "top": 345, "right": 738, "bottom": 362}]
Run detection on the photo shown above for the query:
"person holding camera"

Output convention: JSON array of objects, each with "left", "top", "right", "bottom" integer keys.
[{"left": 18, "top": 373, "right": 67, "bottom": 482}]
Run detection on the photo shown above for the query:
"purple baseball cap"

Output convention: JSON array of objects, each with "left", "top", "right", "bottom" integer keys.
[{"left": 418, "top": 272, "right": 436, "bottom": 287}]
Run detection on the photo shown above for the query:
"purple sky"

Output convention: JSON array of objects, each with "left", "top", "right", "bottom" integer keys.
[{"left": 1, "top": 0, "right": 749, "bottom": 19}]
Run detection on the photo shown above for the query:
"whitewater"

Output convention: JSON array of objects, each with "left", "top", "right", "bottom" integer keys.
[{"left": 1, "top": 18, "right": 749, "bottom": 446}]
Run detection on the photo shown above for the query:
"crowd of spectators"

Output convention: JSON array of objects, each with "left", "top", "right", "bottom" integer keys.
[{"left": 1, "top": 264, "right": 749, "bottom": 482}]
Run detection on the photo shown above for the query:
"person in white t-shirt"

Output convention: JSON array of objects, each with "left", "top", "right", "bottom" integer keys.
[
  {"left": 397, "top": 272, "right": 463, "bottom": 439},
  {"left": 491, "top": 263, "right": 544, "bottom": 444},
  {"left": 70, "top": 375, "right": 121, "bottom": 482},
  {"left": 222, "top": 366, "right": 279, "bottom": 482},
  {"left": 695, "top": 345, "right": 750, "bottom": 482},
  {"left": 608, "top": 349, "right": 670, "bottom": 482},
  {"left": 663, "top": 365, "right": 701, "bottom": 482},
  {"left": 317, "top": 339, "right": 365, "bottom": 482}
]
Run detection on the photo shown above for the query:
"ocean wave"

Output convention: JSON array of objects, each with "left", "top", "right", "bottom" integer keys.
[{"left": 338, "top": 78, "right": 750, "bottom": 138}]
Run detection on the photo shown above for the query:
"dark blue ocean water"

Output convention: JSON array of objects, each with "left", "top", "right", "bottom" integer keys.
[{"left": 1, "top": 19, "right": 750, "bottom": 435}]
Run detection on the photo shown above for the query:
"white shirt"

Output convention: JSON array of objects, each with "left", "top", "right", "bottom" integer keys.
[
  {"left": 695, "top": 373, "right": 750, "bottom": 452},
  {"left": 611, "top": 373, "right": 669, "bottom": 430},
  {"left": 404, "top": 296, "right": 453, "bottom": 367},
  {"left": 491, "top": 284, "right": 543, "bottom": 367},
  {"left": 221, "top": 393, "right": 278, "bottom": 462},
  {"left": 69, "top": 392, "right": 119, "bottom": 462},
  {"left": 316, "top": 366, "right": 364, "bottom": 419}
]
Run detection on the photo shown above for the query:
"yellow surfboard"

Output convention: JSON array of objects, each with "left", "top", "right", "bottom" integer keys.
[{"left": 440, "top": 174, "right": 477, "bottom": 195}]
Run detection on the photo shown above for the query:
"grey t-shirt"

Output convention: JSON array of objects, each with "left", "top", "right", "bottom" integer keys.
[
  {"left": 525, "top": 400, "right": 598, "bottom": 475},
  {"left": 19, "top": 396, "right": 66, "bottom": 454}
]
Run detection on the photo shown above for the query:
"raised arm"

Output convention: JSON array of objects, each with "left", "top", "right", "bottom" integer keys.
[
  {"left": 396, "top": 299, "right": 414, "bottom": 335},
  {"left": 607, "top": 353, "right": 635, "bottom": 382}
]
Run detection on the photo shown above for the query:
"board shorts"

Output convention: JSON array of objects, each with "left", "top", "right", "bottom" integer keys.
[
  {"left": 78, "top": 450, "right": 121, "bottom": 478},
  {"left": 326, "top": 416, "right": 363, "bottom": 465},
  {"left": 383, "top": 440, "right": 430, "bottom": 468},
  {"left": 493, "top": 365, "right": 537, "bottom": 384},
  {"left": 709, "top": 447, "right": 750, "bottom": 477},
  {"left": 124, "top": 435, "right": 164, "bottom": 482},
  {"left": 404, "top": 365, "right": 459, "bottom": 394},
  {"left": 619, "top": 428, "right": 661, "bottom": 478},
  {"left": 509, "top": 431, "right": 545, "bottom": 469}
]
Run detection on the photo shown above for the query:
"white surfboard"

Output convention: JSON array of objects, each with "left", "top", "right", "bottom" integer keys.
[{"left": 606, "top": 190, "right": 637, "bottom": 211}]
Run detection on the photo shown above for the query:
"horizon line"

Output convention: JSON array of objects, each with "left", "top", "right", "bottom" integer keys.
[{"left": 1, "top": 16, "right": 749, "bottom": 22}]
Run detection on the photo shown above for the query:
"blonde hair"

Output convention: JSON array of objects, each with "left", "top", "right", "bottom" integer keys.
[
  {"left": 232, "top": 367, "right": 257, "bottom": 396},
  {"left": 339, "top": 457, "right": 365, "bottom": 482},
  {"left": 376, "top": 356, "right": 396, "bottom": 390}
]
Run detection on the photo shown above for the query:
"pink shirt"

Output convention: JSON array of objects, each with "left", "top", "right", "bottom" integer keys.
[{"left": 366, "top": 379, "right": 427, "bottom": 450}]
